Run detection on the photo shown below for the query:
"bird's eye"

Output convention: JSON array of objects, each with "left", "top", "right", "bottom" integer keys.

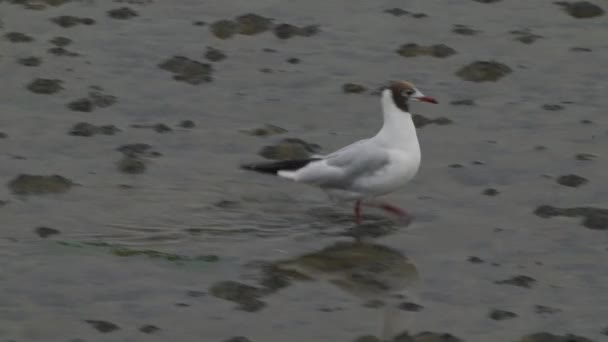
[{"left": 403, "top": 89, "right": 415, "bottom": 97}]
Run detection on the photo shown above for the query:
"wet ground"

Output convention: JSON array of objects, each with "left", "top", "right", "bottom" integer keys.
[{"left": 1, "top": 0, "right": 608, "bottom": 341}]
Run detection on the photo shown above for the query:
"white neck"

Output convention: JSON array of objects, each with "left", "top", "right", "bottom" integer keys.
[{"left": 374, "top": 90, "right": 420, "bottom": 155}]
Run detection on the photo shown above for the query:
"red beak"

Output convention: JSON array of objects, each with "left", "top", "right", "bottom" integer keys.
[{"left": 417, "top": 96, "right": 438, "bottom": 104}]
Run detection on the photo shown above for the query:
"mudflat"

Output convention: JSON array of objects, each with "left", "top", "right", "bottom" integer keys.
[{"left": 1, "top": 1, "right": 607, "bottom": 341}]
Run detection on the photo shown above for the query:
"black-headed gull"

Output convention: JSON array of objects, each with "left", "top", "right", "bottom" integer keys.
[{"left": 242, "top": 80, "right": 438, "bottom": 224}]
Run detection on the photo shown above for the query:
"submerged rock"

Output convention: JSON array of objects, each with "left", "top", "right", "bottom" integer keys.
[
  {"left": 495, "top": 275, "right": 536, "bottom": 288},
  {"left": 65, "top": 88, "right": 115, "bottom": 112},
  {"left": 257, "top": 264, "right": 312, "bottom": 293},
  {"left": 412, "top": 114, "right": 453, "bottom": 128},
  {"left": 555, "top": 1, "right": 604, "bottom": 18},
  {"left": 210, "top": 13, "right": 300, "bottom": 39},
  {"left": 115, "top": 142, "right": 160, "bottom": 174},
  {"left": 111, "top": 246, "right": 216, "bottom": 262},
  {"left": 18, "top": 56, "right": 42, "bottom": 66},
  {"left": 117, "top": 156, "right": 146, "bottom": 174},
  {"left": 158, "top": 56, "right": 213, "bottom": 85},
  {"left": 273, "top": 242, "right": 418, "bottom": 298},
  {"left": 9, "top": 0, "right": 72, "bottom": 10},
  {"left": 273, "top": 23, "right": 319, "bottom": 39},
  {"left": 204, "top": 47, "right": 226, "bottom": 62},
  {"left": 240, "top": 124, "right": 286, "bottom": 136},
  {"left": 50, "top": 36, "right": 72, "bottom": 46},
  {"left": 556, "top": 174, "right": 588, "bottom": 187},
  {"left": 131, "top": 123, "right": 172, "bottom": 133},
  {"left": 510, "top": 29, "right": 543, "bottom": 44},
  {"left": 107, "top": 7, "right": 138, "bottom": 19},
  {"left": 452, "top": 24, "right": 479, "bottom": 35},
  {"left": 411, "top": 332, "right": 464, "bottom": 342},
  {"left": 534, "top": 205, "right": 608, "bottom": 230},
  {"left": 236, "top": 13, "right": 272, "bottom": 35},
  {"left": 519, "top": 332, "right": 595, "bottom": 342},
  {"left": 178, "top": 120, "right": 196, "bottom": 128},
  {"left": 117, "top": 143, "right": 161, "bottom": 158},
  {"left": 398, "top": 302, "right": 423, "bottom": 312},
  {"left": 456, "top": 61, "right": 512, "bottom": 82},
  {"left": 258, "top": 138, "right": 321, "bottom": 160},
  {"left": 48, "top": 46, "right": 79, "bottom": 57},
  {"left": 139, "top": 325, "right": 160, "bottom": 334},
  {"left": 450, "top": 99, "right": 475, "bottom": 106},
  {"left": 363, "top": 299, "right": 385, "bottom": 308},
  {"left": 356, "top": 336, "right": 384, "bottom": 342},
  {"left": 51, "top": 15, "right": 95, "bottom": 27},
  {"left": 209, "top": 281, "right": 266, "bottom": 312},
  {"left": 571, "top": 47, "right": 592, "bottom": 52},
  {"left": 27, "top": 78, "right": 63, "bottom": 94},
  {"left": 69, "top": 122, "right": 120, "bottom": 137},
  {"left": 411, "top": 13, "right": 428, "bottom": 18},
  {"left": 534, "top": 305, "right": 561, "bottom": 314},
  {"left": 211, "top": 242, "right": 417, "bottom": 315},
  {"left": 89, "top": 90, "right": 117, "bottom": 108},
  {"left": 67, "top": 98, "right": 93, "bottom": 112},
  {"left": 383, "top": 8, "right": 427, "bottom": 18},
  {"left": 542, "top": 104, "right": 564, "bottom": 111},
  {"left": 210, "top": 20, "right": 238, "bottom": 39},
  {"left": 489, "top": 309, "right": 518, "bottom": 320},
  {"left": 186, "top": 290, "right": 206, "bottom": 298},
  {"left": 575, "top": 153, "right": 596, "bottom": 161},
  {"left": 85, "top": 320, "right": 120, "bottom": 333},
  {"left": 223, "top": 337, "right": 253, "bottom": 342},
  {"left": 34, "top": 226, "right": 61, "bottom": 238},
  {"left": 342, "top": 83, "right": 367, "bottom": 94},
  {"left": 397, "top": 43, "right": 456, "bottom": 58},
  {"left": 154, "top": 123, "right": 171, "bottom": 133},
  {"left": 384, "top": 8, "right": 410, "bottom": 16},
  {"left": 483, "top": 188, "right": 499, "bottom": 196},
  {"left": 5, "top": 32, "right": 34, "bottom": 42},
  {"left": 8, "top": 174, "right": 74, "bottom": 195},
  {"left": 468, "top": 256, "right": 484, "bottom": 263}
]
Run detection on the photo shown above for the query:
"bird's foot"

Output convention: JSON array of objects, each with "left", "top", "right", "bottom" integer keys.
[
  {"left": 354, "top": 199, "right": 362, "bottom": 225},
  {"left": 368, "top": 201, "right": 412, "bottom": 225}
]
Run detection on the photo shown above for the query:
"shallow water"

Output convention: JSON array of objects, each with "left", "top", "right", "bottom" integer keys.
[{"left": 1, "top": 0, "right": 608, "bottom": 341}]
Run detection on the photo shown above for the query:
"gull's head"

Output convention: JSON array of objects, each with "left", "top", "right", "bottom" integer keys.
[{"left": 383, "top": 80, "right": 438, "bottom": 112}]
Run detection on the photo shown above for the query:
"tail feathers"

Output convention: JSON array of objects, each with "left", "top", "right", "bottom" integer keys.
[{"left": 240, "top": 158, "right": 320, "bottom": 175}]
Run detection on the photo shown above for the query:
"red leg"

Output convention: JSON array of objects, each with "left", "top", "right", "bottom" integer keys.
[
  {"left": 364, "top": 201, "right": 411, "bottom": 223},
  {"left": 354, "top": 200, "right": 362, "bottom": 224},
  {"left": 378, "top": 203, "right": 409, "bottom": 218}
]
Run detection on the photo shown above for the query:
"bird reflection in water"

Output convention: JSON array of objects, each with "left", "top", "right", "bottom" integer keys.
[{"left": 272, "top": 241, "right": 419, "bottom": 341}]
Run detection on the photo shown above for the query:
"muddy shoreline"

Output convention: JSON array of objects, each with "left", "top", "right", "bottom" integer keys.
[{"left": 1, "top": 0, "right": 607, "bottom": 341}]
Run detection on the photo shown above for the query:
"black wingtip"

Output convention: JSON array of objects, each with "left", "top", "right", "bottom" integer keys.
[
  {"left": 239, "top": 158, "right": 321, "bottom": 175},
  {"left": 239, "top": 163, "right": 254, "bottom": 170},
  {"left": 239, "top": 162, "right": 278, "bottom": 174}
]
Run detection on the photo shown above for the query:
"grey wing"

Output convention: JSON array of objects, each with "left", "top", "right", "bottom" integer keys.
[
  {"left": 325, "top": 138, "right": 369, "bottom": 156},
  {"left": 309, "top": 139, "right": 368, "bottom": 159},
  {"left": 323, "top": 140, "right": 390, "bottom": 186},
  {"left": 287, "top": 139, "right": 389, "bottom": 189}
]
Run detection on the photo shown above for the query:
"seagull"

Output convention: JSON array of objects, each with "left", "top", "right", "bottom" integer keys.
[{"left": 241, "top": 80, "right": 438, "bottom": 224}]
